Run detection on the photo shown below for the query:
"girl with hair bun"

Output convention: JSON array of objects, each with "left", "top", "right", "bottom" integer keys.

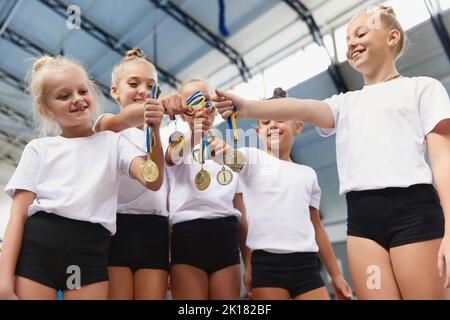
[
  {"left": 0, "top": 55, "right": 163, "bottom": 300},
  {"left": 211, "top": 87, "right": 352, "bottom": 300},
  {"left": 93, "top": 48, "right": 178, "bottom": 300},
  {"left": 214, "top": 6, "right": 450, "bottom": 299}
]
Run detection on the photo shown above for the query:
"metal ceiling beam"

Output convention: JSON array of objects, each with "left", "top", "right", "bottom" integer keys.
[
  {"left": 149, "top": 0, "right": 252, "bottom": 82},
  {"left": 0, "top": 100, "right": 32, "bottom": 128},
  {"left": 0, "top": 128, "right": 28, "bottom": 149},
  {"left": 37, "top": 0, "right": 181, "bottom": 88},
  {"left": 0, "top": 66, "right": 27, "bottom": 92},
  {"left": 424, "top": 0, "right": 450, "bottom": 65},
  {"left": 0, "top": 0, "right": 23, "bottom": 37},
  {"left": 0, "top": 27, "right": 114, "bottom": 101},
  {"left": 282, "top": 0, "right": 348, "bottom": 93}
]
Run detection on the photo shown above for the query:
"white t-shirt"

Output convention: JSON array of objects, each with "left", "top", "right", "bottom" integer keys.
[
  {"left": 4, "top": 132, "right": 145, "bottom": 234},
  {"left": 240, "top": 147, "right": 320, "bottom": 253},
  {"left": 317, "top": 77, "right": 450, "bottom": 195},
  {"left": 117, "top": 127, "right": 169, "bottom": 217},
  {"left": 167, "top": 141, "right": 243, "bottom": 225}
]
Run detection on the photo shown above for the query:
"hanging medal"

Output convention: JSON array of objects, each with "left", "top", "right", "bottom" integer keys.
[
  {"left": 168, "top": 116, "right": 185, "bottom": 151},
  {"left": 217, "top": 165, "right": 233, "bottom": 185},
  {"left": 225, "top": 106, "right": 246, "bottom": 172},
  {"left": 194, "top": 135, "right": 211, "bottom": 191},
  {"left": 140, "top": 83, "right": 162, "bottom": 183}
]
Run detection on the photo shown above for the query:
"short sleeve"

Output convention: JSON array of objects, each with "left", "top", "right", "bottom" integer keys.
[
  {"left": 316, "top": 93, "right": 342, "bottom": 137},
  {"left": 234, "top": 172, "right": 244, "bottom": 194},
  {"left": 117, "top": 135, "right": 146, "bottom": 177},
  {"left": 237, "top": 147, "right": 256, "bottom": 186},
  {"left": 309, "top": 171, "right": 321, "bottom": 210},
  {"left": 4, "top": 141, "right": 40, "bottom": 197},
  {"left": 418, "top": 78, "right": 450, "bottom": 136},
  {"left": 92, "top": 113, "right": 114, "bottom": 133}
]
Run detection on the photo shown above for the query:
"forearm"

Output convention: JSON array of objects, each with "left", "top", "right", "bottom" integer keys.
[
  {"left": 98, "top": 103, "right": 145, "bottom": 132},
  {"left": 431, "top": 157, "right": 450, "bottom": 234},
  {"left": 245, "top": 98, "right": 333, "bottom": 128},
  {"left": 315, "top": 224, "right": 342, "bottom": 278},
  {"left": 238, "top": 219, "right": 251, "bottom": 268},
  {"left": 0, "top": 209, "right": 28, "bottom": 287},
  {"left": 147, "top": 126, "right": 164, "bottom": 190}
]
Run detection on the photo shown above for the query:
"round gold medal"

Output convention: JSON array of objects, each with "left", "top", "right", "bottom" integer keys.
[
  {"left": 141, "top": 159, "right": 159, "bottom": 183},
  {"left": 194, "top": 169, "right": 211, "bottom": 191}
]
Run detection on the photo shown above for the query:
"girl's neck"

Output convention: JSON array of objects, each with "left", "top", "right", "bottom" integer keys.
[
  {"left": 61, "top": 125, "right": 95, "bottom": 138},
  {"left": 268, "top": 146, "right": 293, "bottom": 162},
  {"left": 363, "top": 62, "right": 400, "bottom": 85}
]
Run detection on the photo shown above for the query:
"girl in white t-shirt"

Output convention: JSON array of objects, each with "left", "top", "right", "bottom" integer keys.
[
  {"left": 0, "top": 56, "right": 164, "bottom": 300},
  {"left": 93, "top": 49, "right": 187, "bottom": 300},
  {"left": 165, "top": 78, "right": 248, "bottom": 300},
  {"left": 210, "top": 87, "right": 352, "bottom": 300},
  {"left": 214, "top": 6, "right": 450, "bottom": 299}
]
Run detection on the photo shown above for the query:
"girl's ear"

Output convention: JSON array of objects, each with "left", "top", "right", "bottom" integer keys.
[
  {"left": 388, "top": 29, "right": 401, "bottom": 50},
  {"left": 293, "top": 120, "right": 303, "bottom": 136},
  {"left": 110, "top": 84, "right": 120, "bottom": 102}
]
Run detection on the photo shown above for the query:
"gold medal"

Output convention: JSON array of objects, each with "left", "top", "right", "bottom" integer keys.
[
  {"left": 226, "top": 149, "right": 246, "bottom": 172},
  {"left": 195, "top": 168, "right": 211, "bottom": 191},
  {"left": 141, "top": 159, "right": 159, "bottom": 183},
  {"left": 217, "top": 166, "right": 233, "bottom": 185}
]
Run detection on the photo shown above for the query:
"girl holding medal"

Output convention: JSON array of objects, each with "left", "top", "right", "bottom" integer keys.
[
  {"left": 214, "top": 6, "right": 450, "bottom": 299},
  {"left": 0, "top": 55, "right": 163, "bottom": 300},
  {"left": 165, "top": 78, "right": 248, "bottom": 300},
  {"left": 93, "top": 49, "right": 174, "bottom": 300},
  {"left": 210, "top": 88, "right": 352, "bottom": 300}
]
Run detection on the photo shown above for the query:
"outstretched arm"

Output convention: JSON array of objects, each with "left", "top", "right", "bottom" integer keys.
[{"left": 213, "top": 89, "right": 335, "bottom": 129}]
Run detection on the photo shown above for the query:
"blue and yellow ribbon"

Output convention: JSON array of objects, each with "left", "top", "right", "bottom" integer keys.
[
  {"left": 146, "top": 83, "right": 162, "bottom": 155},
  {"left": 227, "top": 105, "right": 239, "bottom": 142},
  {"left": 192, "top": 136, "right": 209, "bottom": 164}
]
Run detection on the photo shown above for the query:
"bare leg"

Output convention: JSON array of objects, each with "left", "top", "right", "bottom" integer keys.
[
  {"left": 252, "top": 287, "right": 291, "bottom": 300},
  {"left": 347, "top": 236, "right": 402, "bottom": 300},
  {"left": 134, "top": 269, "right": 168, "bottom": 300},
  {"left": 15, "top": 276, "right": 57, "bottom": 300},
  {"left": 62, "top": 281, "right": 108, "bottom": 300},
  {"left": 390, "top": 238, "right": 448, "bottom": 299},
  {"left": 208, "top": 264, "right": 241, "bottom": 300},
  {"left": 108, "top": 267, "right": 134, "bottom": 300},
  {"left": 294, "top": 287, "right": 330, "bottom": 300},
  {"left": 171, "top": 264, "right": 208, "bottom": 300}
]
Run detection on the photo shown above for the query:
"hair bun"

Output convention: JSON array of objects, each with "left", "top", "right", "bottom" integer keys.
[
  {"left": 378, "top": 5, "right": 396, "bottom": 17},
  {"left": 32, "top": 56, "right": 54, "bottom": 73},
  {"left": 125, "top": 48, "right": 144, "bottom": 59},
  {"left": 272, "top": 87, "right": 287, "bottom": 99}
]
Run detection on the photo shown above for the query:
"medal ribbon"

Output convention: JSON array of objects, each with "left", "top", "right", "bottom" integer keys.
[
  {"left": 227, "top": 105, "right": 239, "bottom": 143},
  {"left": 146, "top": 83, "right": 162, "bottom": 156}
]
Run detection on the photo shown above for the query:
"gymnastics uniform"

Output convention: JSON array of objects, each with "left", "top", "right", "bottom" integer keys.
[
  {"left": 317, "top": 77, "right": 450, "bottom": 248},
  {"left": 4, "top": 132, "right": 145, "bottom": 290},
  {"left": 167, "top": 143, "right": 242, "bottom": 273},
  {"left": 107, "top": 127, "right": 170, "bottom": 273},
  {"left": 239, "top": 147, "right": 325, "bottom": 297}
]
